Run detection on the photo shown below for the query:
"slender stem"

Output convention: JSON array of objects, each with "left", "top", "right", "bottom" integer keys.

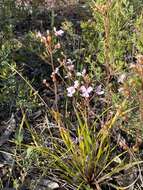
[{"left": 50, "top": 52, "right": 59, "bottom": 111}]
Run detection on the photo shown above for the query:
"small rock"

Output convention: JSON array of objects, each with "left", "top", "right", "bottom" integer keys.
[
  {"left": 37, "top": 179, "right": 59, "bottom": 190},
  {"left": 47, "top": 182, "right": 59, "bottom": 189}
]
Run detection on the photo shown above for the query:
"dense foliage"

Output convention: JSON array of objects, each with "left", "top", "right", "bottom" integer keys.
[{"left": 1, "top": 0, "right": 143, "bottom": 189}]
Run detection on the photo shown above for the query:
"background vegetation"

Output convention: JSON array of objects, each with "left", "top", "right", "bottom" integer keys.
[{"left": 1, "top": 0, "right": 143, "bottom": 189}]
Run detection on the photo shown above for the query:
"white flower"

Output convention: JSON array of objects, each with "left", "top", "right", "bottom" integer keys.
[
  {"left": 36, "top": 31, "right": 42, "bottom": 38},
  {"left": 67, "top": 86, "right": 76, "bottom": 97},
  {"left": 66, "top": 59, "right": 75, "bottom": 71},
  {"left": 118, "top": 87, "right": 124, "bottom": 93},
  {"left": 52, "top": 67, "right": 59, "bottom": 75},
  {"left": 67, "top": 59, "right": 73, "bottom": 64},
  {"left": 95, "top": 85, "right": 104, "bottom": 95},
  {"left": 80, "top": 85, "right": 93, "bottom": 98},
  {"left": 74, "top": 80, "right": 79, "bottom": 88},
  {"left": 64, "top": 72, "right": 72, "bottom": 79},
  {"left": 82, "top": 68, "right": 86, "bottom": 76},
  {"left": 55, "top": 67, "right": 59, "bottom": 74},
  {"left": 118, "top": 73, "right": 126, "bottom": 83},
  {"left": 76, "top": 72, "right": 82, "bottom": 76},
  {"left": 76, "top": 69, "right": 86, "bottom": 77},
  {"left": 51, "top": 67, "right": 59, "bottom": 79},
  {"left": 54, "top": 27, "right": 64, "bottom": 36},
  {"left": 46, "top": 30, "right": 50, "bottom": 35},
  {"left": 43, "top": 79, "right": 47, "bottom": 84}
]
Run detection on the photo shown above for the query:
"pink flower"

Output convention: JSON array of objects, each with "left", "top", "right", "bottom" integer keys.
[
  {"left": 66, "top": 80, "right": 79, "bottom": 97},
  {"left": 74, "top": 80, "right": 79, "bottom": 88},
  {"left": 67, "top": 64, "right": 74, "bottom": 71},
  {"left": 66, "top": 59, "right": 75, "bottom": 71},
  {"left": 129, "top": 63, "right": 136, "bottom": 68},
  {"left": 95, "top": 85, "right": 104, "bottom": 95},
  {"left": 67, "top": 86, "right": 76, "bottom": 97},
  {"left": 54, "top": 27, "right": 64, "bottom": 36},
  {"left": 80, "top": 85, "right": 93, "bottom": 98}
]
